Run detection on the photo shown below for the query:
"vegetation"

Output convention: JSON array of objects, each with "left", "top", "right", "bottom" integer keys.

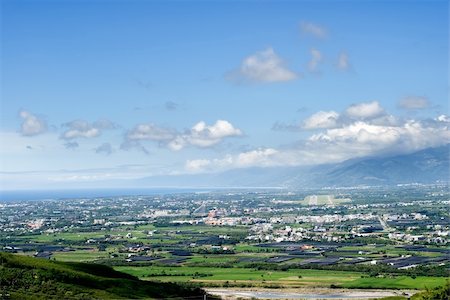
[
  {"left": 1, "top": 188, "right": 449, "bottom": 296},
  {"left": 114, "top": 265, "right": 448, "bottom": 290},
  {"left": 0, "top": 252, "right": 208, "bottom": 299},
  {"left": 380, "top": 281, "right": 450, "bottom": 300},
  {"left": 412, "top": 281, "right": 450, "bottom": 300}
]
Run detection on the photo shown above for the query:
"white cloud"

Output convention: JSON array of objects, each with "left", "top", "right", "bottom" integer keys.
[
  {"left": 125, "top": 120, "right": 242, "bottom": 151},
  {"left": 185, "top": 148, "right": 279, "bottom": 173},
  {"left": 229, "top": 48, "right": 298, "bottom": 83},
  {"left": 398, "top": 96, "right": 430, "bottom": 110},
  {"left": 19, "top": 110, "right": 47, "bottom": 136},
  {"left": 126, "top": 124, "right": 175, "bottom": 142},
  {"left": 308, "top": 119, "right": 450, "bottom": 158},
  {"left": 185, "top": 159, "right": 212, "bottom": 172},
  {"left": 308, "top": 48, "right": 323, "bottom": 73},
  {"left": 310, "top": 122, "right": 400, "bottom": 145},
  {"left": 171, "top": 120, "right": 243, "bottom": 150},
  {"left": 236, "top": 148, "right": 279, "bottom": 167},
  {"left": 190, "top": 120, "right": 242, "bottom": 146},
  {"left": 337, "top": 52, "right": 351, "bottom": 71},
  {"left": 345, "top": 101, "right": 385, "bottom": 119},
  {"left": 303, "top": 111, "right": 339, "bottom": 129},
  {"left": 189, "top": 110, "right": 450, "bottom": 174},
  {"left": 300, "top": 21, "right": 328, "bottom": 39},
  {"left": 436, "top": 114, "right": 450, "bottom": 123},
  {"left": 61, "top": 119, "right": 116, "bottom": 140}
]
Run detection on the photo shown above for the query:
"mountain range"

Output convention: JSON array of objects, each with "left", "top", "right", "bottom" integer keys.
[{"left": 137, "top": 145, "right": 450, "bottom": 189}]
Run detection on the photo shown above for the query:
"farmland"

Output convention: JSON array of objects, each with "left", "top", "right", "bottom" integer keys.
[
  {"left": 1, "top": 186, "right": 449, "bottom": 297},
  {"left": 114, "top": 265, "right": 448, "bottom": 289}
]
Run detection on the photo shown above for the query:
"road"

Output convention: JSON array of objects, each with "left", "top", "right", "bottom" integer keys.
[{"left": 327, "top": 195, "right": 333, "bottom": 205}]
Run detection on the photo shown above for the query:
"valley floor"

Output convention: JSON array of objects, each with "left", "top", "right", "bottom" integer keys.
[{"left": 204, "top": 287, "right": 417, "bottom": 300}]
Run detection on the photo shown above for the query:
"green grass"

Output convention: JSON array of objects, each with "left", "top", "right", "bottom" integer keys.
[
  {"left": 341, "top": 276, "right": 448, "bottom": 289},
  {"left": 115, "top": 266, "right": 362, "bottom": 286},
  {"left": 186, "top": 255, "right": 237, "bottom": 264},
  {"left": 18, "top": 231, "right": 108, "bottom": 243},
  {"left": 114, "top": 265, "right": 449, "bottom": 290},
  {"left": 0, "top": 252, "right": 207, "bottom": 299},
  {"left": 52, "top": 250, "right": 111, "bottom": 262}
]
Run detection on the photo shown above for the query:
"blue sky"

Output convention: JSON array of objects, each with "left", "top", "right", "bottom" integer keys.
[{"left": 1, "top": 0, "right": 449, "bottom": 189}]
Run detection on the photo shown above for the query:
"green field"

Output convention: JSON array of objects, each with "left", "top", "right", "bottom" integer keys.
[
  {"left": 341, "top": 276, "right": 448, "bottom": 289},
  {"left": 52, "top": 249, "right": 112, "bottom": 262},
  {"left": 0, "top": 252, "right": 206, "bottom": 299},
  {"left": 114, "top": 266, "right": 448, "bottom": 289}
]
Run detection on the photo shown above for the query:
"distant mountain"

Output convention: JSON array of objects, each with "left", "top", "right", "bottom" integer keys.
[
  {"left": 136, "top": 145, "right": 449, "bottom": 189},
  {"left": 312, "top": 145, "right": 450, "bottom": 187}
]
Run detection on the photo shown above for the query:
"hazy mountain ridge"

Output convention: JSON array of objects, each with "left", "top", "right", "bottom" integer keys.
[
  {"left": 311, "top": 145, "right": 450, "bottom": 187},
  {"left": 139, "top": 145, "right": 450, "bottom": 188}
]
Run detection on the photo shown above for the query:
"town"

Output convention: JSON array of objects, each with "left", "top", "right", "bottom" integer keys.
[{"left": 1, "top": 184, "right": 449, "bottom": 293}]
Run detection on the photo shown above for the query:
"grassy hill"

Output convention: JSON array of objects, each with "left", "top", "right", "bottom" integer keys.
[{"left": 0, "top": 252, "right": 209, "bottom": 299}]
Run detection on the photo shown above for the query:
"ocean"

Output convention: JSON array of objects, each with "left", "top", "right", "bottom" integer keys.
[{"left": 0, "top": 188, "right": 212, "bottom": 202}]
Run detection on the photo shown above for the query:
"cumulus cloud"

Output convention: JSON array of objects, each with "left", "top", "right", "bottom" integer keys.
[
  {"left": 19, "top": 110, "right": 47, "bottom": 136},
  {"left": 95, "top": 142, "right": 113, "bottom": 155},
  {"left": 337, "top": 52, "right": 351, "bottom": 71},
  {"left": 169, "top": 120, "right": 243, "bottom": 150},
  {"left": 236, "top": 148, "right": 279, "bottom": 167},
  {"left": 185, "top": 148, "right": 278, "bottom": 173},
  {"left": 436, "top": 114, "right": 450, "bottom": 123},
  {"left": 309, "top": 119, "right": 450, "bottom": 156},
  {"left": 185, "top": 159, "right": 213, "bottom": 172},
  {"left": 61, "top": 119, "right": 116, "bottom": 140},
  {"left": 185, "top": 155, "right": 234, "bottom": 173},
  {"left": 303, "top": 111, "right": 339, "bottom": 129},
  {"left": 193, "top": 102, "right": 450, "bottom": 173},
  {"left": 308, "top": 48, "right": 323, "bottom": 73},
  {"left": 276, "top": 101, "right": 390, "bottom": 132},
  {"left": 300, "top": 21, "right": 328, "bottom": 39},
  {"left": 345, "top": 101, "right": 385, "bottom": 119},
  {"left": 123, "top": 120, "right": 243, "bottom": 151},
  {"left": 125, "top": 124, "right": 175, "bottom": 142},
  {"left": 298, "top": 108, "right": 450, "bottom": 164},
  {"left": 192, "top": 116, "right": 450, "bottom": 173},
  {"left": 398, "top": 96, "right": 430, "bottom": 110},
  {"left": 228, "top": 48, "right": 298, "bottom": 83}
]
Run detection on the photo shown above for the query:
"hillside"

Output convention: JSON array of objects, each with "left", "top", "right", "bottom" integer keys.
[
  {"left": 135, "top": 145, "right": 450, "bottom": 188},
  {"left": 0, "top": 252, "right": 208, "bottom": 299},
  {"left": 314, "top": 145, "right": 450, "bottom": 187}
]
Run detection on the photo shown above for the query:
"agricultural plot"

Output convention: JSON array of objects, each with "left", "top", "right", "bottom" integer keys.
[
  {"left": 52, "top": 249, "right": 111, "bottom": 262},
  {"left": 114, "top": 266, "right": 449, "bottom": 289},
  {"left": 2, "top": 189, "right": 449, "bottom": 295}
]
